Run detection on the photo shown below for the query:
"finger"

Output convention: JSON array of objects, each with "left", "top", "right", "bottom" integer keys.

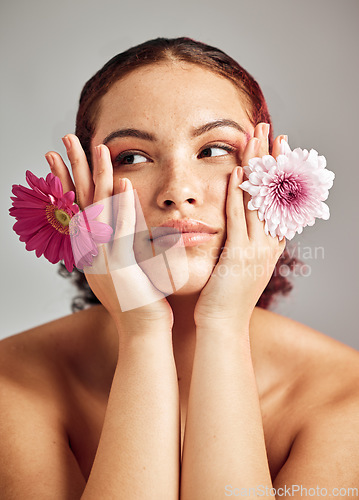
[
  {"left": 240, "top": 137, "right": 264, "bottom": 239},
  {"left": 62, "top": 134, "right": 94, "bottom": 209},
  {"left": 92, "top": 144, "right": 114, "bottom": 226},
  {"left": 241, "top": 136, "right": 261, "bottom": 168},
  {"left": 111, "top": 178, "right": 166, "bottom": 286},
  {"left": 109, "top": 178, "right": 170, "bottom": 307},
  {"left": 114, "top": 178, "right": 136, "bottom": 239},
  {"left": 81, "top": 144, "right": 115, "bottom": 275},
  {"left": 241, "top": 128, "right": 290, "bottom": 244},
  {"left": 241, "top": 134, "right": 273, "bottom": 241},
  {"left": 93, "top": 145, "right": 114, "bottom": 202},
  {"left": 226, "top": 166, "right": 248, "bottom": 246},
  {"left": 45, "top": 152, "right": 75, "bottom": 195},
  {"left": 253, "top": 122, "right": 270, "bottom": 157},
  {"left": 272, "top": 134, "right": 288, "bottom": 159},
  {"left": 278, "top": 236, "right": 287, "bottom": 252},
  {"left": 263, "top": 233, "right": 287, "bottom": 266}
]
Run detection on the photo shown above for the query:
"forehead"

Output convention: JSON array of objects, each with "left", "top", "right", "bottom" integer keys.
[{"left": 95, "top": 62, "right": 252, "bottom": 139}]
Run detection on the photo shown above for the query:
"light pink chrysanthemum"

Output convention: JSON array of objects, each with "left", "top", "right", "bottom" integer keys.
[
  {"left": 238, "top": 140, "right": 335, "bottom": 240},
  {"left": 9, "top": 170, "right": 112, "bottom": 271}
]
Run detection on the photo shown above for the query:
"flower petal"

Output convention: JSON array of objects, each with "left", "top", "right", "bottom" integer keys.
[
  {"left": 87, "top": 221, "right": 113, "bottom": 243},
  {"left": 25, "top": 225, "right": 54, "bottom": 254},
  {"left": 49, "top": 175, "right": 64, "bottom": 199},
  {"left": 13, "top": 217, "right": 48, "bottom": 236},
  {"left": 63, "top": 190, "right": 76, "bottom": 205},
  {"left": 240, "top": 142, "right": 334, "bottom": 240},
  {"left": 62, "top": 236, "right": 75, "bottom": 272},
  {"left": 83, "top": 204, "right": 106, "bottom": 220},
  {"left": 11, "top": 184, "right": 49, "bottom": 203}
]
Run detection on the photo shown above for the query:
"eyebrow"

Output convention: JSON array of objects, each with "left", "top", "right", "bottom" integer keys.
[
  {"left": 102, "top": 118, "right": 248, "bottom": 145},
  {"left": 191, "top": 119, "right": 247, "bottom": 138}
]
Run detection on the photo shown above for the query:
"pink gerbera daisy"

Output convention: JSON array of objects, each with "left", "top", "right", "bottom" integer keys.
[
  {"left": 239, "top": 140, "right": 335, "bottom": 240},
  {"left": 69, "top": 204, "right": 113, "bottom": 270},
  {"left": 9, "top": 170, "right": 112, "bottom": 271}
]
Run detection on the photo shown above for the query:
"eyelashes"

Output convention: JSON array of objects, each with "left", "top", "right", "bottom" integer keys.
[
  {"left": 115, "top": 151, "right": 147, "bottom": 165},
  {"left": 198, "top": 144, "right": 236, "bottom": 158},
  {"left": 113, "top": 143, "right": 238, "bottom": 166}
]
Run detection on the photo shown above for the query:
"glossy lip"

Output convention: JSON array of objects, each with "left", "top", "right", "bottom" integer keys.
[
  {"left": 149, "top": 219, "right": 218, "bottom": 241},
  {"left": 151, "top": 232, "right": 216, "bottom": 248}
]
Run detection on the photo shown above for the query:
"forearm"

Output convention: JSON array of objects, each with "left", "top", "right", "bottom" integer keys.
[
  {"left": 82, "top": 330, "right": 180, "bottom": 500},
  {"left": 180, "top": 325, "right": 273, "bottom": 499}
]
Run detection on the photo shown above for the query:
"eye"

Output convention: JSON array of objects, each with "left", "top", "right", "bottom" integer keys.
[
  {"left": 114, "top": 151, "right": 148, "bottom": 165},
  {"left": 198, "top": 143, "right": 236, "bottom": 158}
]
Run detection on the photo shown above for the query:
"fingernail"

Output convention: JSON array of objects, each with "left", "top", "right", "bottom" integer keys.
[
  {"left": 278, "top": 135, "right": 288, "bottom": 145},
  {"left": 263, "top": 123, "right": 270, "bottom": 137},
  {"left": 62, "top": 136, "right": 71, "bottom": 152},
  {"left": 45, "top": 153, "right": 54, "bottom": 169},
  {"left": 95, "top": 145, "right": 102, "bottom": 160},
  {"left": 122, "top": 178, "right": 131, "bottom": 191},
  {"left": 235, "top": 166, "right": 242, "bottom": 180},
  {"left": 119, "top": 178, "right": 126, "bottom": 192}
]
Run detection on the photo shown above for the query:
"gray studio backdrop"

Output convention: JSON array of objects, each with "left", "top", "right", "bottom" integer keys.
[{"left": 1, "top": 0, "right": 358, "bottom": 349}]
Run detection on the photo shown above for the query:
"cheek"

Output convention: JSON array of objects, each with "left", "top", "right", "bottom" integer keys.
[
  {"left": 205, "top": 173, "right": 229, "bottom": 216},
  {"left": 112, "top": 173, "right": 148, "bottom": 201},
  {"left": 124, "top": 181, "right": 154, "bottom": 230}
]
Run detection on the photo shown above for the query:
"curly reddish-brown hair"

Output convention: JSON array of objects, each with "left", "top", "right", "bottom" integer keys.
[{"left": 59, "top": 36, "right": 304, "bottom": 312}]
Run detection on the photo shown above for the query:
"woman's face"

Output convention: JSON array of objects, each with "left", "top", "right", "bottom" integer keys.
[{"left": 91, "top": 62, "right": 255, "bottom": 294}]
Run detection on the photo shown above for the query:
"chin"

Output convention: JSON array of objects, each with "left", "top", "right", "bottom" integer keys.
[
  {"left": 134, "top": 233, "right": 221, "bottom": 296},
  {"left": 169, "top": 269, "right": 213, "bottom": 296},
  {"left": 138, "top": 250, "right": 215, "bottom": 297}
]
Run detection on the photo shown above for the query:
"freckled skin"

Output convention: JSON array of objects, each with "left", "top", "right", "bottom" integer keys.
[{"left": 92, "top": 62, "right": 254, "bottom": 294}]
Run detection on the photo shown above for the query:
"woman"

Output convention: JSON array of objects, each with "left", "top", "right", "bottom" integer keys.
[{"left": 1, "top": 37, "right": 358, "bottom": 498}]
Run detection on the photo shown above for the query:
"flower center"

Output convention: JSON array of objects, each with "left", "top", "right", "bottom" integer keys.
[
  {"left": 55, "top": 209, "right": 71, "bottom": 226},
  {"left": 45, "top": 205, "right": 72, "bottom": 234},
  {"left": 274, "top": 174, "right": 301, "bottom": 205}
]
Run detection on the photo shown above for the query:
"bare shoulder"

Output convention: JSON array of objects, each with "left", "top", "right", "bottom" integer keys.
[
  {"left": 0, "top": 305, "right": 107, "bottom": 381},
  {"left": 0, "top": 304, "right": 117, "bottom": 409},
  {"left": 251, "top": 307, "right": 359, "bottom": 485},
  {"left": 252, "top": 306, "right": 359, "bottom": 399},
  {"left": 0, "top": 305, "right": 109, "bottom": 497},
  {"left": 0, "top": 306, "right": 99, "bottom": 417}
]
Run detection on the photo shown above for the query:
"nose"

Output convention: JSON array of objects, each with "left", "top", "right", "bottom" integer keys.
[{"left": 156, "top": 167, "right": 204, "bottom": 209}]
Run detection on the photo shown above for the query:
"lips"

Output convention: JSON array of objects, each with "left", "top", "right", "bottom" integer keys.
[{"left": 149, "top": 219, "right": 217, "bottom": 241}]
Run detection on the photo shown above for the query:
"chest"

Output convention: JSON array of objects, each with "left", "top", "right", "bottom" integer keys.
[{"left": 65, "top": 383, "right": 298, "bottom": 482}]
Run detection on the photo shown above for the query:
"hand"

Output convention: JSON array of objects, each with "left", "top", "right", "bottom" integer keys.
[
  {"left": 193, "top": 123, "right": 287, "bottom": 331},
  {"left": 45, "top": 135, "right": 174, "bottom": 335}
]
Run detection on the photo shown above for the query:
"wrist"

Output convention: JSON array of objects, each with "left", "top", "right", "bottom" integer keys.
[
  {"left": 195, "top": 316, "right": 250, "bottom": 336},
  {"left": 117, "top": 327, "right": 174, "bottom": 355},
  {"left": 113, "top": 315, "right": 173, "bottom": 339},
  {"left": 195, "top": 321, "right": 250, "bottom": 342}
]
